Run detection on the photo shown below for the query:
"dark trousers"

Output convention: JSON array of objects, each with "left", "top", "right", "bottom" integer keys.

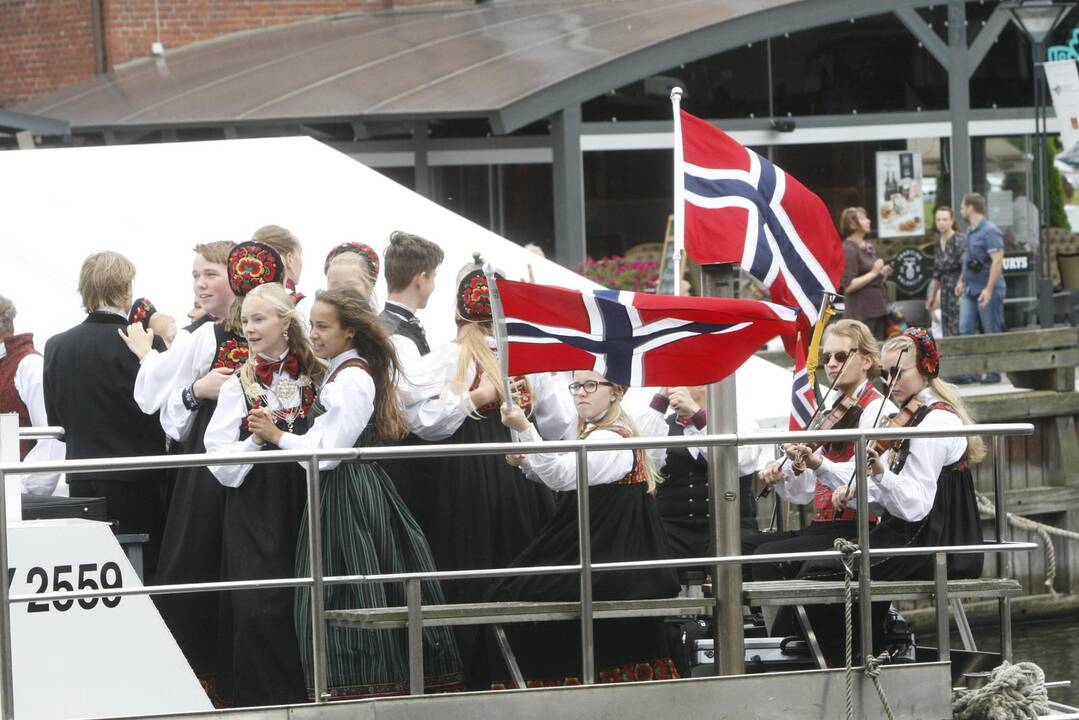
[{"left": 69, "top": 478, "right": 166, "bottom": 579}]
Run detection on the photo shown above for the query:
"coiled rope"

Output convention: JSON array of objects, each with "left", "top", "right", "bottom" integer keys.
[
  {"left": 976, "top": 493, "right": 1079, "bottom": 596},
  {"left": 833, "top": 538, "right": 895, "bottom": 720},
  {"left": 952, "top": 661, "right": 1049, "bottom": 720}
]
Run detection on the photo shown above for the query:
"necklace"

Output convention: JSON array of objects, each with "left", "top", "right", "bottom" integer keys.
[{"left": 241, "top": 372, "right": 312, "bottom": 432}]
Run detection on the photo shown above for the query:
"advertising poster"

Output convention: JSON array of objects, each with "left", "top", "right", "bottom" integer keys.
[
  {"left": 1044, "top": 59, "right": 1079, "bottom": 155},
  {"left": 876, "top": 151, "right": 924, "bottom": 238}
]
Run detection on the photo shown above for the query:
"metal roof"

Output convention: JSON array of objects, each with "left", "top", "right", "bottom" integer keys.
[{"left": 16, "top": 0, "right": 932, "bottom": 135}]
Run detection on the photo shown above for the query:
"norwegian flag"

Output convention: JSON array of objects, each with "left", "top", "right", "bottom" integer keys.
[
  {"left": 678, "top": 110, "right": 843, "bottom": 324},
  {"left": 496, "top": 279, "right": 800, "bottom": 387},
  {"left": 782, "top": 320, "right": 817, "bottom": 431}
]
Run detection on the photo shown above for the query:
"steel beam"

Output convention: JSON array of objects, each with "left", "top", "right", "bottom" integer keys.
[
  {"left": 948, "top": 0, "right": 973, "bottom": 207},
  {"left": 551, "top": 105, "right": 586, "bottom": 268},
  {"left": 894, "top": 7, "right": 950, "bottom": 68}
]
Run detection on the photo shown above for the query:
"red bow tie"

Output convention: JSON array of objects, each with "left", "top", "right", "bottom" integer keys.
[{"left": 255, "top": 354, "right": 299, "bottom": 385}]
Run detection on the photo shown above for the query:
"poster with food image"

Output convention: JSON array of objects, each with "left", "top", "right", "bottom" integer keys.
[{"left": 876, "top": 151, "right": 923, "bottom": 238}]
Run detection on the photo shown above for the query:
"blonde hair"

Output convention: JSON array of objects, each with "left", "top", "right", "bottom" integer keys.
[
  {"left": 577, "top": 387, "right": 660, "bottom": 494},
  {"left": 823, "top": 318, "right": 882, "bottom": 379},
  {"left": 251, "top": 225, "right": 301, "bottom": 256},
  {"left": 327, "top": 253, "right": 374, "bottom": 296},
  {"left": 78, "top": 251, "right": 135, "bottom": 312},
  {"left": 880, "top": 335, "right": 985, "bottom": 464},
  {"left": 193, "top": 240, "right": 235, "bottom": 265},
  {"left": 0, "top": 294, "right": 15, "bottom": 337},
  {"left": 238, "top": 283, "right": 324, "bottom": 389},
  {"left": 452, "top": 321, "right": 511, "bottom": 409}
]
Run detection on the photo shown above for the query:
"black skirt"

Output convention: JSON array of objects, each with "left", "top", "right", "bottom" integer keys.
[
  {"left": 218, "top": 441, "right": 309, "bottom": 707},
  {"left": 471, "top": 482, "right": 681, "bottom": 687}
]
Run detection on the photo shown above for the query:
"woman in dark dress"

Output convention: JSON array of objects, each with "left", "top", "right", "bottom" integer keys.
[
  {"left": 839, "top": 207, "right": 893, "bottom": 340},
  {"left": 398, "top": 258, "right": 575, "bottom": 673},
  {"left": 471, "top": 370, "right": 681, "bottom": 688},
  {"left": 928, "top": 206, "right": 964, "bottom": 337},
  {"left": 205, "top": 280, "right": 323, "bottom": 707},
  {"left": 122, "top": 240, "right": 243, "bottom": 702},
  {"left": 803, "top": 328, "right": 985, "bottom": 665},
  {"left": 258, "top": 287, "right": 462, "bottom": 699}
]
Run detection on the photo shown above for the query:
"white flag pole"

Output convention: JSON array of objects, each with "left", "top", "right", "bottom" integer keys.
[
  {"left": 670, "top": 86, "right": 685, "bottom": 297},
  {"left": 484, "top": 266, "right": 516, "bottom": 408}
]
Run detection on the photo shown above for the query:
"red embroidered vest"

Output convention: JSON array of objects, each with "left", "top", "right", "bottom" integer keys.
[
  {"left": 582, "top": 424, "right": 648, "bottom": 486},
  {"left": 812, "top": 386, "right": 882, "bottom": 524},
  {"left": 0, "top": 334, "right": 39, "bottom": 459}
]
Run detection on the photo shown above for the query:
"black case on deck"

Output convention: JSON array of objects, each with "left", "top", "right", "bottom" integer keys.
[{"left": 21, "top": 494, "right": 108, "bottom": 523}]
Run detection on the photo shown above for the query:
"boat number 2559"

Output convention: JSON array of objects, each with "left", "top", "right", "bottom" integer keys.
[{"left": 6, "top": 563, "right": 124, "bottom": 612}]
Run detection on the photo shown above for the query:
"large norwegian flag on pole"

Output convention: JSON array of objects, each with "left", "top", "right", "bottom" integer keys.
[
  {"left": 674, "top": 107, "right": 843, "bottom": 325},
  {"left": 495, "top": 279, "right": 801, "bottom": 387}
]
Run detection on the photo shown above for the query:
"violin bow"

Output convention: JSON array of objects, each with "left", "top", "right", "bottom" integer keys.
[
  {"left": 756, "top": 349, "right": 854, "bottom": 501},
  {"left": 841, "top": 345, "right": 910, "bottom": 496}
]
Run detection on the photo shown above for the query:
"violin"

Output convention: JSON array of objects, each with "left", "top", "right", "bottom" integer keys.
[{"left": 867, "top": 396, "right": 925, "bottom": 473}]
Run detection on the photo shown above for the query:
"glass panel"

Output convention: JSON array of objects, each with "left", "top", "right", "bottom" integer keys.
[
  {"left": 501, "top": 164, "right": 554, "bottom": 255},
  {"left": 770, "top": 13, "right": 947, "bottom": 115},
  {"left": 582, "top": 43, "right": 769, "bottom": 122},
  {"left": 584, "top": 149, "right": 673, "bottom": 259}
]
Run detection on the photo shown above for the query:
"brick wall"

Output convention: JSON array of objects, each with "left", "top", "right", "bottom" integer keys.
[
  {"left": 1, "top": 0, "right": 456, "bottom": 108},
  {"left": 0, "top": 0, "right": 96, "bottom": 107}
]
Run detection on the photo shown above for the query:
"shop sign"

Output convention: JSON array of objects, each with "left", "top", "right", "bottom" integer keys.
[
  {"left": 875, "top": 151, "right": 924, "bottom": 238},
  {"left": 890, "top": 246, "right": 931, "bottom": 295}
]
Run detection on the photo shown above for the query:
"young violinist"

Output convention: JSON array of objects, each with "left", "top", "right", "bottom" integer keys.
[
  {"left": 805, "top": 327, "right": 985, "bottom": 664},
  {"left": 752, "top": 319, "right": 897, "bottom": 586}
]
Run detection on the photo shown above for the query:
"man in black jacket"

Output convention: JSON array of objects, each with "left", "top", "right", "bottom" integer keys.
[{"left": 44, "top": 251, "right": 168, "bottom": 575}]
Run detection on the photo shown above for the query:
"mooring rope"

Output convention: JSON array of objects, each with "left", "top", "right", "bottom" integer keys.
[
  {"left": 975, "top": 493, "right": 1079, "bottom": 596},
  {"left": 833, "top": 538, "right": 895, "bottom": 720},
  {"left": 952, "top": 661, "right": 1049, "bottom": 720}
]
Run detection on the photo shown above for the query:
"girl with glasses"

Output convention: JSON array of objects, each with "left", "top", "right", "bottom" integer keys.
[
  {"left": 803, "top": 328, "right": 984, "bottom": 665},
  {"left": 468, "top": 370, "right": 679, "bottom": 688},
  {"left": 752, "top": 319, "right": 897, "bottom": 612}
]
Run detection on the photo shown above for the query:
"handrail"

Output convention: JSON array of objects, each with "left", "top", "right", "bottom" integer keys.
[
  {"left": 4, "top": 542, "right": 1038, "bottom": 606},
  {"left": 0, "top": 422, "right": 1037, "bottom": 475},
  {"left": 15, "top": 427, "right": 63, "bottom": 440},
  {"left": 0, "top": 420, "right": 1037, "bottom": 719}
]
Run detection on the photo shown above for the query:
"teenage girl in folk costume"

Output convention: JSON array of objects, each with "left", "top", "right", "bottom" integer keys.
[
  {"left": 470, "top": 370, "right": 680, "bottom": 688},
  {"left": 398, "top": 256, "right": 576, "bottom": 671},
  {"left": 204, "top": 279, "right": 323, "bottom": 707},
  {"left": 803, "top": 327, "right": 985, "bottom": 665},
  {"left": 121, "top": 240, "right": 250, "bottom": 703},
  {"left": 753, "top": 319, "right": 898, "bottom": 586},
  {"left": 252, "top": 287, "right": 462, "bottom": 699}
]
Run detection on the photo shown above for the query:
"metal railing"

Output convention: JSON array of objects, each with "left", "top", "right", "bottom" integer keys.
[{"left": 0, "top": 421, "right": 1036, "bottom": 719}]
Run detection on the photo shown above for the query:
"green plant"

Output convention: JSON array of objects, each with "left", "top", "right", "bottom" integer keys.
[
  {"left": 576, "top": 255, "right": 659, "bottom": 292},
  {"left": 1048, "top": 136, "right": 1071, "bottom": 231}
]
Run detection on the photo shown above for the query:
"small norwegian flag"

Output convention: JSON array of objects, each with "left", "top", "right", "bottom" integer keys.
[
  {"left": 496, "top": 279, "right": 800, "bottom": 387},
  {"left": 783, "top": 321, "right": 817, "bottom": 431}
]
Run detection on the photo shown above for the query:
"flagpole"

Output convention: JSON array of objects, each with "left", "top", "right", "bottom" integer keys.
[
  {"left": 485, "top": 267, "right": 516, "bottom": 407},
  {"left": 670, "top": 86, "right": 685, "bottom": 297}
]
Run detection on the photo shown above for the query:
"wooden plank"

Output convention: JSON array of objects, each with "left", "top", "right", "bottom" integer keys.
[
  {"left": 988, "top": 486, "right": 1079, "bottom": 515},
  {"left": 941, "top": 347, "right": 1079, "bottom": 377},
  {"left": 966, "top": 391, "right": 1079, "bottom": 422},
  {"left": 937, "top": 327, "right": 1078, "bottom": 354}
]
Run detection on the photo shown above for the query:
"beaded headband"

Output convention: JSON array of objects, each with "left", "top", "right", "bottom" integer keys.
[
  {"left": 323, "top": 242, "right": 380, "bottom": 279},
  {"left": 128, "top": 298, "right": 157, "bottom": 329},
  {"left": 903, "top": 327, "right": 940, "bottom": 379},
  {"left": 227, "top": 241, "right": 284, "bottom": 296},
  {"left": 456, "top": 253, "right": 500, "bottom": 324}
]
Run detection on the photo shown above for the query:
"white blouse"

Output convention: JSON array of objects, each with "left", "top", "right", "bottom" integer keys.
[
  {"left": 863, "top": 387, "right": 967, "bottom": 522},
  {"left": 0, "top": 346, "right": 66, "bottom": 495},
  {"left": 399, "top": 340, "right": 576, "bottom": 442},
  {"left": 133, "top": 320, "right": 219, "bottom": 441},
  {"left": 514, "top": 421, "right": 635, "bottom": 493},
  {"left": 774, "top": 381, "right": 898, "bottom": 505},
  {"left": 276, "top": 349, "right": 374, "bottom": 472},
  {"left": 204, "top": 361, "right": 309, "bottom": 488}
]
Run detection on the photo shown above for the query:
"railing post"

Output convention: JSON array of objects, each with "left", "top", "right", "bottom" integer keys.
[
  {"left": 305, "top": 456, "right": 329, "bottom": 702},
  {"left": 575, "top": 446, "right": 594, "bottom": 684},
  {"left": 993, "top": 435, "right": 1013, "bottom": 661},
  {"left": 406, "top": 578, "right": 424, "bottom": 695},
  {"left": 934, "top": 552, "right": 950, "bottom": 662},
  {"left": 854, "top": 437, "right": 874, "bottom": 664},
  {"left": 0, "top": 466, "right": 13, "bottom": 720},
  {"left": 700, "top": 262, "right": 744, "bottom": 676}
]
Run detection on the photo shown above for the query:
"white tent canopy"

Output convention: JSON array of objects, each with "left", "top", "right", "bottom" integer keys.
[{"left": 0, "top": 136, "right": 792, "bottom": 427}]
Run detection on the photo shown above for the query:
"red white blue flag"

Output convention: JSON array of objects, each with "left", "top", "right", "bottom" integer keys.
[
  {"left": 783, "top": 322, "right": 816, "bottom": 430},
  {"left": 495, "top": 279, "right": 800, "bottom": 387},
  {"left": 678, "top": 110, "right": 843, "bottom": 324}
]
